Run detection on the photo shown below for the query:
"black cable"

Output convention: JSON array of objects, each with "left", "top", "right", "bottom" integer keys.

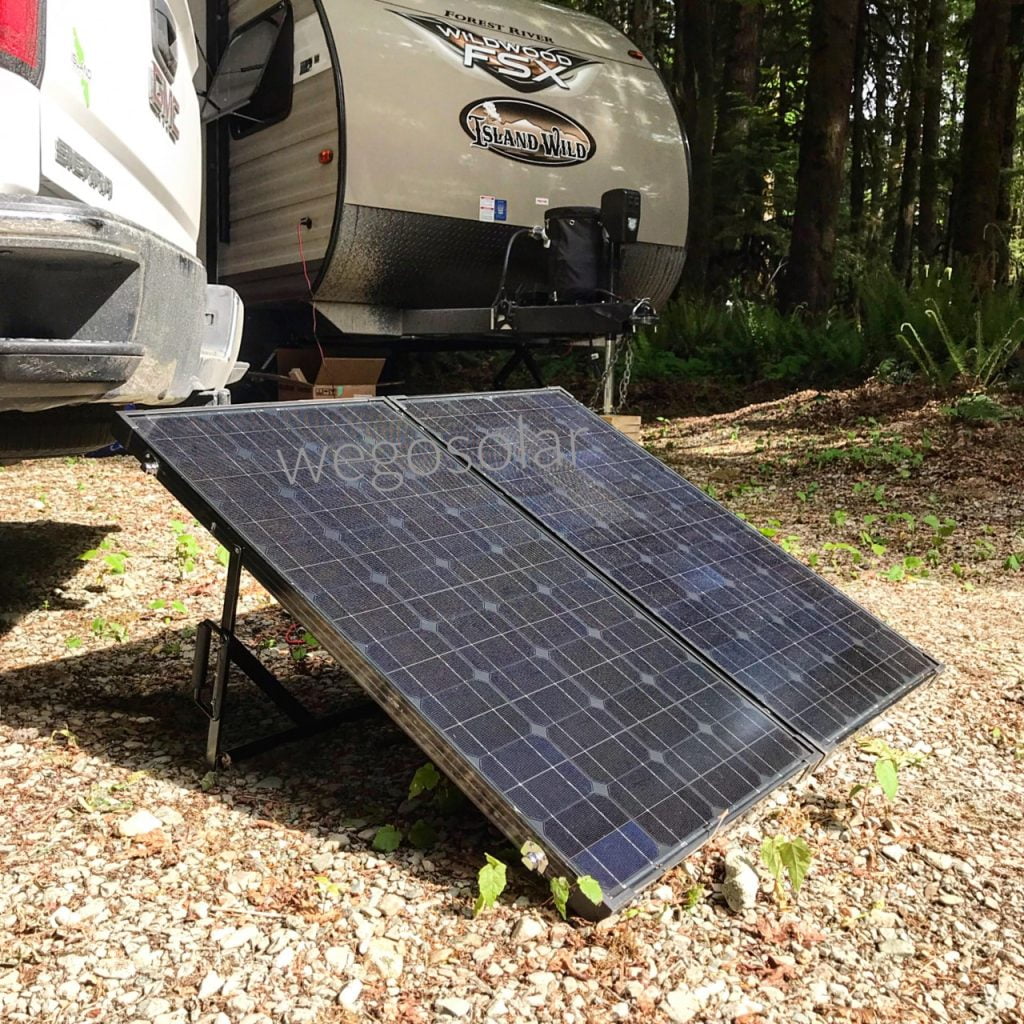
[{"left": 491, "top": 229, "right": 535, "bottom": 309}]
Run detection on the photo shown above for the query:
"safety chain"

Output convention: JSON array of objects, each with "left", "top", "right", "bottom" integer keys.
[
  {"left": 588, "top": 335, "right": 636, "bottom": 414},
  {"left": 617, "top": 334, "right": 635, "bottom": 411}
]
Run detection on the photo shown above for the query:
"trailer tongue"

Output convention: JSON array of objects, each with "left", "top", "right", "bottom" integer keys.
[{"left": 116, "top": 389, "right": 939, "bottom": 915}]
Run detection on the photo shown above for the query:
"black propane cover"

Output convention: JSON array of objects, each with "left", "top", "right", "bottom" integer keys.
[{"left": 544, "top": 206, "right": 607, "bottom": 303}]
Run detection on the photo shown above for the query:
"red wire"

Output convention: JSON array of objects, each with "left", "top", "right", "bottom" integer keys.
[{"left": 296, "top": 221, "right": 326, "bottom": 362}]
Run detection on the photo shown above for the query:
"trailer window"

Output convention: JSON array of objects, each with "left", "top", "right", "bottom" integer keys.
[{"left": 201, "top": 0, "right": 293, "bottom": 138}]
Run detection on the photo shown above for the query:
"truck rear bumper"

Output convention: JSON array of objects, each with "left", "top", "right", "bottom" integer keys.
[
  {"left": 0, "top": 195, "right": 242, "bottom": 413},
  {"left": 0, "top": 339, "right": 145, "bottom": 399}
]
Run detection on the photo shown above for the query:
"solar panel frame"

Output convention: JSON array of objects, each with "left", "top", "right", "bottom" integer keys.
[
  {"left": 392, "top": 388, "right": 942, "bottom": 751},
  {"left": 117, "top": 398, "right": 818, "bottom": 912}
]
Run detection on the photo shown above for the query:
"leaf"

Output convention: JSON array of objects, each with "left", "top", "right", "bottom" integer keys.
[
  {"left": 874, "top": 758, "right": 899, "bottom": 801},
  {"left": 79, "top": 549, "right": 99, "bottom": 562},
  {"left": 473, "top": 853, "right": 507, "bottom": 916},
  {"left": 777, "top": 838, "right": 813, "bottom": 894},
  {"left": 550, "top": 876, "right": 570, "bottom": 919},
  {"left": 520, "top": 840, "right": 549, "bottom": 874},
  {"left": 408, "top": 762, "right": 441, "bottom": 800},
  {"left": 372, "top": 825, "right": 403, "bottom": 853},
  {"left": 407, "top": 819, "right": 437, "bottom": 850},
  {"left": 684, "top": 885, "right": 703, "bottom": 910},
  {"left": 761, "top": 837, "right": 782, "bottom": 886},
  {"left": 171, "top": 599, "right": 187, "bottom": 614},
  {"left": 65, "top": 636, "right": 82, "bottom": 650},
  {"left": 103, "top": 552, "right": 127, "bottom": 574},
  {"left": 577, "top": 875, "right": 603, "bottom": 907},
  {"left": 215, "top": 545, "right": 231, "bottom": 567}
]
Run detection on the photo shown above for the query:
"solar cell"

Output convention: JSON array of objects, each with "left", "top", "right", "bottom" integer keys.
[
  {"left": 120, "top": 399, "right": 815, "bottom": 909},
  {"left": 394, "top": 389, "right": 940, "bottom": 749}
]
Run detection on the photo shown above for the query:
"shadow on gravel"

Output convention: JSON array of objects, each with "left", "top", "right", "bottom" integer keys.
[
  {"left": 0, "top": 520, "right": 114, "bottom": 637},
  {"left": 0, "top": 613, "right": 500, "bottom": 904}
]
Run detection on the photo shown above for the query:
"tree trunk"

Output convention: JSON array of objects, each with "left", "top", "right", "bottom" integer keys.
[
  {"left": 951, "top": 0, "right": 1013, "bottom": 277},
  {"left": 917, "top": 0, "right": 947, "bottom": 265},
  {"left": 629, "top": 0, "right": 656, "bottom": 57},
  {"left": 711, "top": 0, "right": 764, "bottom": 284},
  {"left": 778, "top": 0, "right": 859, "bottom": 313},
  {"left": 892, "top": 0, "right": 930, "bottom": 279},
  {"left": 677, "top": 0, "right": 716, "bottom": 293},
  {"left": 849, "top": 0, "right": 868, "bottom": 237},
  {"left": 867, "top": 14, "right": 890, "bottom": 241},
  {"left": 995, "top": 7, "right": 1024, "bottom": 279}
]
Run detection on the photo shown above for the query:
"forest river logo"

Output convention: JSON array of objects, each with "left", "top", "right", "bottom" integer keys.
[
  {"left": 461, "top": 98, "right": 595, "bottom": 167},
  {"left": 395, "top": 11, "right": 597, "bottom": 92}
]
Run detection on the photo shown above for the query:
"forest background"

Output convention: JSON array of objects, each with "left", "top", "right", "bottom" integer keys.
[{"left": 546, "top": 0, "right": 1024, "bottom": 405}]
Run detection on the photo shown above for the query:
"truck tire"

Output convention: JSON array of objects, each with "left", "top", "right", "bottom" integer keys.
[{"left": 0, "top": 406, "right": 120, "bottom": 461}]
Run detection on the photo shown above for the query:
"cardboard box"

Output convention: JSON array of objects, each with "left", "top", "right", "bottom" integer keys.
[
  {"left": 600, "top": 414, "right": 642, "bottom": 444},
  {"left": 275, "top": 349, "right": 385, "bottom": 401}
]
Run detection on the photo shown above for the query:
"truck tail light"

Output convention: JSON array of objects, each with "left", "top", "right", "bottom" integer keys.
[{"left": 0, "top": 0, "right": 45, "bottom": 83}]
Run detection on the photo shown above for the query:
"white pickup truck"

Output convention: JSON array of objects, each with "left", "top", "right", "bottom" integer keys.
[{"left": 0, "top": 0, "right": 243, "bottom": 458}]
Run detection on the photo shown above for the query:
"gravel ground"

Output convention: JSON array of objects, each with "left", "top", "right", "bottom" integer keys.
[{"left": 1, "top": 384, "right": 1022, "bottom": 1024}]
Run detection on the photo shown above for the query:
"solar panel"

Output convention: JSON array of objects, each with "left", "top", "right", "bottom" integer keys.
[
  {"left": 395, "top": 389, "right": 940, "bottom": 750},
  {"left": 119, "top": 399, "right": 815, "bottom": 909}
]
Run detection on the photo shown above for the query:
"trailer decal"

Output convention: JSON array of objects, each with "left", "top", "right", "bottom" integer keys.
[
  {"left": 396, "top": 12, "right": 597, "bottom": 93},
  {"left": 461, "top": 99, "right": 595, "bottom": 167}
]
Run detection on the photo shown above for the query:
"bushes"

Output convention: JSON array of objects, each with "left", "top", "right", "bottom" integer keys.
[
  {"left": 643, "top": 267, "right": 1024, "bottom": 390},
  {"left": 641, "top": 297, "right": 867, "bottom": 385}
]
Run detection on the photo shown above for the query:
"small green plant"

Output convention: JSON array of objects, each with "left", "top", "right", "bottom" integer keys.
[
  {"left": 65, "top": 635, "right": 83, "bottom": 650},
  {"left": 853, "top": 738, "right": 926, "bottom": 803},
  {"left": 91, "top": 617, "right": 129, "bottom": 643},
  {"left": 944, "top": 393, "right": 1018, "bottom": 423},
  {"left": 796, "top": 482, "right": 820, "bottom": 503},
  {"left": 290, "top": 630, "right": 318, "bottom": 662},
  {"left": 314, "top": 875, "right": 343, "bottom": 901},
  {"left": 684, "top": 884, "right": 705, "bottom": 911},
  {"left": 409, "top": 762, "right": 442, "bottom": 800},
  {"left": 823, "top": 541, "right": 864, "bottom": 565},
  {"left": 80, "top": 537, "right": 129, "bottom": 575},
  {"left": 50, "top": 726, "right": 78, "bottom": 748},
  {"left": 171, "top": 520, "right": 200, "bottom": 576},
  {"left": 407, "top": 819, "right": 437, "bottom": 850},
  {"left": 371, "top": 824, "right": 403, "bottom": 853},
  {"left": 852, "top": 482, "right": 887, "bottom": 505},
  {"left": 885, "top": 556, "right": 928, "bottom": 582},
  {"left": 990, "top": 726, "right": 1024, "bottom": 760},
  {"left": 761, "top": 835, "right": 813, "bottom": 904},
  {"left": 830, "top": 509, "right": 849, "bottom": 528},
  {"left": 1006, "top": 553, "right": 1023, "bottom": 572},
  {"left": 474, "top": 853, "right": 508, "bottom": 916},
  {"left": 215, "top": 545, "right": 231, "bottom": 567},
  {"left": 518, "top": 841, "right": 603, "bottom": 919},
  {"left": 149, "top": 598, "right": 187, "bottom": 625}
]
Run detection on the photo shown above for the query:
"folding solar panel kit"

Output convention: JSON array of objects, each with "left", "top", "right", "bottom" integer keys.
[{"left": 117, "top": 388, "right": 940, "bottom": 914}]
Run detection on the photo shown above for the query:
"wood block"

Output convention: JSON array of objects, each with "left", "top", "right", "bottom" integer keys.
[{"left": 600, "top": 414, "right": 642, "bottom": 444}]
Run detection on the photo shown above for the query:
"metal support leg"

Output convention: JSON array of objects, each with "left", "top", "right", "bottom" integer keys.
[
  {"left": 190, "top": 542, "right": 378, "bottom": 767},
  {"left": 206, "top": 545, "right": 243, "bottom": 766},
  {"left": 603, "top": 338, "right": 616, "bottom": 415},
  {"left": 491, "top": 346, "right": 544, "bottom": 390}
]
